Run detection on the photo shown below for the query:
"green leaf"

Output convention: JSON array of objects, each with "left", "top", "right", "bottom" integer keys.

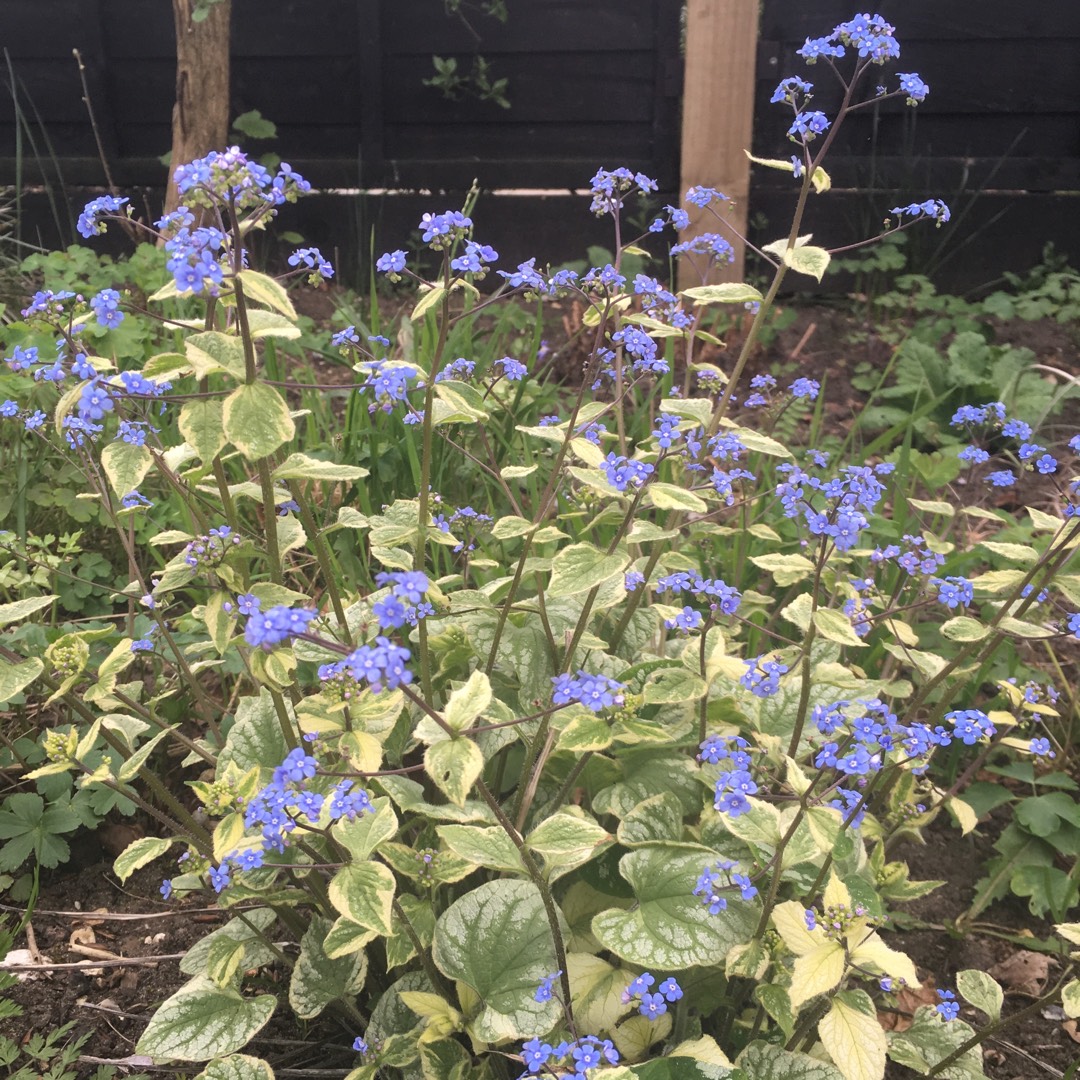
[
  {"left": 434, "top": 381, "right": 490, "bottom": 424},
  {"left": 593, "top": 753, "right": 703, "bottom": 818},
  {"left": 783, "top": 244, "right": 831, "bottom": 281},
  {"left": 617, "top": 793, "right": 685, "bottom": 846},
  {"left": 548, "top": 543, "right": 629, "bottom": 598},
  {"left": 144, "top": 351, "right": 194, "bottom": 380},
  {"left": 526, "top": 811, "right": 611, "bottom": 876},
  {"left": 272, "top": 453, "right": 368, "bottom": 482},
  {"left": 749, "top": 552, "right": 815, "bottom": 585},
  {"left": 819, "top": 990, "right": 885, "bottom": 1080},
  {"left": 1063, "top": 978, "right": 1080, "bottom": 1019},
  {"left": 0, "top": 656, "right": 43, "bottom": 703},
  {"left": 999, "top": 615, "right": 1055, "bottom": 639},
  {"left": 322, "top": 917, "right": 377, "bottom": 960},
  {"left": 425, "top": 738, "right": 484, "bottom": 806},
  {"left": 737, "top": 1041, "right": 843, "bottom": 1080},
  {"left": 186, "top": 331, "right": 247, "bottom": 380},
  {"left": 940, "top": 616, "right": 989, "bottom": 642},
  {"left": 745, "top": 151, "right": 831, "bottom": 193},
  {"left": 789, "top": 941, "right": 847, "bottom": 1008},
  {"left": 432, "top": 879, "right": 562, "bottom": 1042},
  {"left": 114, "top": 836, "right": 174, "bottom": 883},
  {"left": 979, "top": 541, "right": 1039, "bottom": 563},
  {"left": 223, "top": 382, "right": 295, "bottom": 462},
  {"left": 956, "top": 969, "right": 1003, "bottom": 1022},
  {"left": 194, "top": 1054, "right": 275, "bottom": 1080},
  {"left": 206, "top": 937, "right": 245, "bottom": 988},
  {"left": 436, "top": 824, "right": 525, "bottom": 874},
  {"left": 289, "top": 915, "right": 367, "bottom": 1020},
  {"left": 411, "top": 285, "right": 447, "bottom": 321},
  {"left": 887, "top": 1007, "right": 983, "bottom": 1080},
  {"left": 178, "top": 400, "right": 228, "bottom": 465},
  {"left": 647, "top": 483, "right": 707, "bottom": 512},
  {"left": 217, "top": 692, "right": 290, "bottom": 779},
  {"left": 100, "top": 440, "right": 153, "bottom": 499},
  {"left": 443, "top": 670, "right": 493, "bottom": 732},
  {"left": 328, "top": 862, "right": 395, "bottom": 935},
  {"left": 643, "top": 667, "right": 707, "bottom": 704},
  {"left": 813, "top": 608, "right": 867, "bottom": 648},
  {"left": 237, "top": 270, "right": 298, "bottom": 320},
  {"left": 333, "top": 798, "right": 398, "bottom": 861},
  {"left": 180, "top": 909, "right": 279, "bottom": 976},
  {"left": 118, "top": 726, "right": 175, "bottom": 783},
  {"left": 591, "top": 847, "right": 756, "bottom": 969},
  {"left": 0, "top": 595, "right": 59, "bottom": 629},
  {"left": 245, "top": 309, "right": 301, "bottom": 339},
  {"left": 492, "top": 515, "right": 537, "bottom": 540},
  {"left": 728, "top": 425, "right": 793, "bottom": 458},
  {"left": 680, "top": 283, "right": 763, "bottom": 305},
  {"left": 135, "top": 976, "right": 276, "bottom": 1062}
]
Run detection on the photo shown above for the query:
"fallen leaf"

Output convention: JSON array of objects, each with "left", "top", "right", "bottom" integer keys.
[
  {"left": 877, "top": 976, "right": 940, "bottom": 1032},
  {"left": 1064, "top": 1019, "right": 1080, "bottom": 1044},
  {"left": 988, "top": 950, "right": 1050, "bottom": 997}
]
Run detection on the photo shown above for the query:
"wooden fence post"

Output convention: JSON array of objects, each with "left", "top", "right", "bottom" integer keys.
[{"left": 678, "top": 0, "right": 759, "bottom": 288}]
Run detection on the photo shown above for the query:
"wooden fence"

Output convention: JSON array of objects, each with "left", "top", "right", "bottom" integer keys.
[{"left": 3, "top": 0, "right": 1078, "bottom": 288}]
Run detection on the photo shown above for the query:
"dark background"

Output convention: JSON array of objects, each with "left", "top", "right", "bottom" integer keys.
[{"left": 3, "top": 0, "right": 1078, "bottom": 289}]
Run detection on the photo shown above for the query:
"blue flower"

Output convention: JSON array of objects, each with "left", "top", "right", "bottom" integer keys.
[
  {"left": 897, "top": 72, "right": 929, "bottom": 104},
  {"left": 552, "top": 671, "right": 625, "bottom": 712},
  {"left": 1029, "top": 737, "right": 1055, "bottom": 758},
  {"left": 936, "top": 989, "right": 959, "bottom": 1021},
  {"left": 521, "top": 1038, "right": 552, "bottom": 1073},
  {"left": 494, "top": 356, "right": 528, "bottom": 382},
  {"left": 77, "top": 195, "right": 129, "bottom": 238},
  {"left": 770, "top": 76, "right": 813, "bottom": 104},
  {"left": 208, "top": 863, "right": 231, "bottom": 893},
  {"left": 159, "top": 879, "right": 173, "bottom": 900},
  {"left": 601, "top": 453, "right": 654, "bottom": 492},
  {"left": 244, "top": 605, "right": 319, "bottom": 649},
  {"left": 90, "top": 288, "right": 124, "bottom": 329},
  {"left": 534, "top": 970, "right": 562, "bottom": 1003},
  {"left": 288, "top": 246, "right": 334, "bottom": 281},
  {"left": 788, "top": 111, "right": 830, "bottom": 141}
]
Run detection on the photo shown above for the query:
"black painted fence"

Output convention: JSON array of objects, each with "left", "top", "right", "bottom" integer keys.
[{"left": 2, "top": 0, "right": 1078, "bottom": 287}]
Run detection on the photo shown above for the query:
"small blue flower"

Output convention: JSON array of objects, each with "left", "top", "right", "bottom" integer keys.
[
  {"left": 534, "top": 970, "right": 562, "bottom": 1003},
  {"left": 936, "top": 989, "right": 959, "bottom": 1021}
]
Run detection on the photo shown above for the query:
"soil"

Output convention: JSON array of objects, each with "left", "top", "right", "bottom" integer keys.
[{"left": 4, "top": 297, "right": 1080, "bottom": 1077}]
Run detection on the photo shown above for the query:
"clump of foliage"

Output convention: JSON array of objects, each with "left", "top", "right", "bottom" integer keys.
[{"left": 1, "top": 14, "right": 1079, "bottom": 1080}]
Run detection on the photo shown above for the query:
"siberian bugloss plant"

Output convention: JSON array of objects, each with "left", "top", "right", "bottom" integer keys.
[{"left": 2, "top": 14, "right": 1080, "bottom": 1080}]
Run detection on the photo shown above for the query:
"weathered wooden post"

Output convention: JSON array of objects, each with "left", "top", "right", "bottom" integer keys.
[{"left": 678, "top": 0, "right": 758, "bottom": 286}]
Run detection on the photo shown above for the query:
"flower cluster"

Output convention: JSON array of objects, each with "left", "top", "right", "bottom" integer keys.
[
  {"left": 621, "top": 972, "right": 683, "bottom": 1019},
  {"left": 419, "top": 210, "right": 472, "bottom": 250},
  {"left": 655, "top": 573, "right": 741, "bottom": 616},
  {"left": 588, "top": 167, "right": 657, "bottom": 216},
  {"left": 693, "top": 860, "right": 758, "bottom": 914},
  {"left": 775, "top": 459, "right": 893, "bottom": 551},
  {"left": 552, "top": 670, "right": 626, "bottom": 712},
  {"left": 182, "top": 525, "right": 240, "bottom": 569},
  {"left": 244, "top": 605, "right": 319, "bottom": 649},
  {"left": 192, "top": 747, "right": 374, "bottom": 894},
  {"left": 318, "top": 637, "right": 413, "bottom": 694},
  {"left": 173, "top": 146, "right": 310, "bottom": 211},
  {"left": 520, "top": 1035, "right": 619, "bottom": 1077},
  {"left": 372, "top": 570, "right": 434, "bottom": 629},
  {"left": 288, "top": 246, "right": 334, "bottom": 283},
  {"left": 451, "top": 239, "right": 499, "bottom": 275},
  {"left": 601, "top": 453, "right": 654, "bottom": 492},
  {"left": 739, "top": 655, "right": 789, "bottom": 698}
]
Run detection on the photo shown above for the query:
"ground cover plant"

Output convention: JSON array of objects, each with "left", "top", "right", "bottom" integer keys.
[{"left": 1, "top": 13, "right": 1079, "bottom": 1080}]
